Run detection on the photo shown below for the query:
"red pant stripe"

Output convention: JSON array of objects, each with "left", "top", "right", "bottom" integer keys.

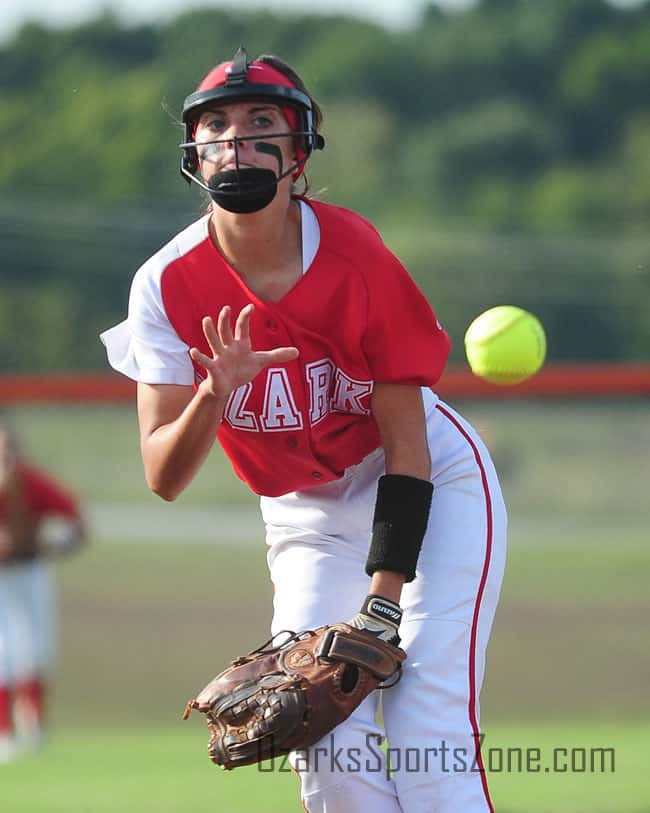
[{"left": 436, "top": 404, "right": 496, "bottom": 813}]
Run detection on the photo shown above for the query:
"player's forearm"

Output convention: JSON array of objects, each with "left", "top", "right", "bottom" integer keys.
[
  {"left": 369, "top": 570, "right": 405, "bottom": 603},
  {"left": 369, "top": 384, "right": 432, "bottom": 602},
  {"left": 142, "top": 383, "right": 227, "bottom": 501},
  {"left": 372, "top": 383, "right": 431, "bottom": 481},
  {"left": 380, "top": 408, "right": 431, "bottom": 482}
]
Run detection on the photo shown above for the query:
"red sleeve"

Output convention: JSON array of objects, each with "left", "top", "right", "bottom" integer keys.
[
  {"left": 20, "top": 467, "right": 81, "bottom": 520},
  {"left": 361, "top": 247, "right": 451, "bottom": 386}
]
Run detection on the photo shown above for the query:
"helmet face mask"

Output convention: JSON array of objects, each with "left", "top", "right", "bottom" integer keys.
[
  {"left": 179, "top": 47, "right": 324, "bottom": 210},
  {"left": 193, "top": 130, "right": 292, "bottom": 214}
]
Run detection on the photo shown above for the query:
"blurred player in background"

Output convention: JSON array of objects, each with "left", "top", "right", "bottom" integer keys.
[
  {"left": 102, "top": 48, "right": 507, "bottom": 812},
  {"left": 0, "top": 424, "right": 86, "bottom": 762}
]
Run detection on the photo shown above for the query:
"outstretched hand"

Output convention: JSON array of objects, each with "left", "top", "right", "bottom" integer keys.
[{"left": 189, "top": 304, "right": 299, "bottom": 400}]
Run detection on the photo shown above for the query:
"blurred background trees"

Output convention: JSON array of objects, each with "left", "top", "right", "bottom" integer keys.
[{"left": 1, "top": 0, "right": 648, "bottom": 370}]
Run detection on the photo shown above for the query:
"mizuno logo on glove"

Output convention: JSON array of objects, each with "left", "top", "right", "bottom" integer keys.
[{"left": 368, "top": 599, "right": 402, "bottom": 623}]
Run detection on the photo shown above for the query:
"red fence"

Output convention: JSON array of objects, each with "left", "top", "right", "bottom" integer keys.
[{"left": 0, "top": 364, "right": 648, "bottom": 403}]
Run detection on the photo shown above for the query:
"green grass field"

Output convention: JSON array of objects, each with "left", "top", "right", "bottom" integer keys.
[
  {"left": 1, "top": 402, "right": 648, "bottom": 810},
  {"left": 2, "top": 721, "right": 649, "bottom": 812},
  {"left": 43, "top": 539, "right": 650, "bottom": 728},
  {"left": 0, "top": 536, "right": 645, "bottom": 811}
]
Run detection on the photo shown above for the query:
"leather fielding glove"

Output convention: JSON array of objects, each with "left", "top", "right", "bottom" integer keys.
[
  {"left": 182, "top": 624, "right": 406, "bottom": 770},
  {"left": 348, "top": 594, "right": 403, "bottom": 646}
]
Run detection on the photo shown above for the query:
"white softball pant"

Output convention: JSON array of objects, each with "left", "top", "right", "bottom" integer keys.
[
  {"left": 261, "top": 393, "right": 507, "bottom": 813},
  {"left": 0, "top": 561, "right": 56, "bottom": 686}
]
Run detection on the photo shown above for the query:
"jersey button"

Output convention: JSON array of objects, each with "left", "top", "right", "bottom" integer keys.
[
  {"left": 286, "top": 437, "right": 298, "bottom": 449},
  {"left": 266, "top": 319, "right": 278, "bottom": 332},
  {"left": 311, "top": 471, "right": 323, "bottom": 480}
]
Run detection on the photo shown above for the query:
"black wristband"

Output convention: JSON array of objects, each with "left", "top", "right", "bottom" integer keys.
[{"left": 365, "top": 474, "right": 433, "bottom": 583}]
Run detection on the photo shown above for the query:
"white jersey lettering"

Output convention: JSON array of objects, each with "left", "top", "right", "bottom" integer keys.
[
  {"left": 261, "top": 368, "right": 303, "bottom": 431},
  {"left": 224, "top": 383, "right": 259, "bottom": 431},
  {"left": 306, "top": 359, "right": 335, "bottom": 426},
  {"left": 332, "top": 370, "right": 372, "bottom": 415},
  {"left": 224, "top": 365, "right": 373, "bottom": 434}
]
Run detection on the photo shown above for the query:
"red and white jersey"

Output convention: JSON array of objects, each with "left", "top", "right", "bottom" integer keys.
[
  {"left": 102, "top": 198, "right": 450, "bottom": 496},
  {"left": 0, "top": 465, "right": 80, "bottom": 523}
]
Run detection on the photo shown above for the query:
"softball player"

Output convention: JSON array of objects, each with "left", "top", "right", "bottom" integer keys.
[
  {"left": 0, "top": 426, "right": 86, "bottom": 760},
  {"left": 101, "top": 48, "right": 507, "bottom": 812}
]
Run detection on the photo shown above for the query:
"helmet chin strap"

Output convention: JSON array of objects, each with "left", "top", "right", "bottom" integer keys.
[{"left": 181, "top": 136, "right": 305, "bottom": 214}]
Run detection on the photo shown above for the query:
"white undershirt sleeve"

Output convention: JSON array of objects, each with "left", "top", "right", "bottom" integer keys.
[
  {"left": 300, "top": 199, "right": 320, "bottom": 273},
  {"left": 100, "top": 258, "right": 194, "bottom": 386}
]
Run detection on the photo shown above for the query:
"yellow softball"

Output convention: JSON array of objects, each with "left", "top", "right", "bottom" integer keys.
[{"left": 464, "top": 306, "right": 547, "bottom": 385}]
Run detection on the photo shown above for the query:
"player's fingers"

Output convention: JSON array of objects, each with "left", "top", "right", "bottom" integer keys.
[
  {"left": 234, "top": 303, "right": 255, "bottom": 342},
  {"left": 217, "top": 305, "right": 234, "bottom": 347},
  {"left": 189, "top": 347, "right": 216, "bottom": 369},
  {"left": 258, "top": 347, "right": 299, "bottom": 366},
  {"left": 203, "top": 315, "right": 226, "bottom": 356}
]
